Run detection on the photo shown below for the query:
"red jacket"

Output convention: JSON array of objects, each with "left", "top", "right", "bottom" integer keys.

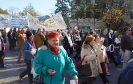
[{"left": 0, "top": 36, "right": 5, "bottom": 52}]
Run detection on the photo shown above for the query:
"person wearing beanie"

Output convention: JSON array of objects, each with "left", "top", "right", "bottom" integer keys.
[
  {"left": 121, "top": 27, "right": 133, "bottom": 68},
  {"left": 33, "top": 31, "right": 78, "bottom": 84},
  {"left": 19, "top": 32, "right": 36, "bottom": 84}
]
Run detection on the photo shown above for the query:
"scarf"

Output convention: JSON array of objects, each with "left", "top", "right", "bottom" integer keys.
[
  {"left": 49, "top": 44, "right": 58, "bottom": 54},
  {"left": 29, "top": 39, "right": 34, "bottom": 48}
]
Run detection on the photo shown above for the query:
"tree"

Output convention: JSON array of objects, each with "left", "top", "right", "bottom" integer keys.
[
  {"left": 0, "top": 8, "right": 8, "bottom": 14},
  {"left": 18, "top": 12, "right": 25, "bottom": 16},
  {"left": 55, "top": 0, "right": 70, "bottom": 26},
  {"left": 102, "top": 5, "right": 131, "bottom": 32},
  {"left": 102, "top": 7, "right": 123, "bottom": 29},
  {"left": 102, "top": 0, "right": 132, "bottom": 32},
  {"left": 23, "top": 3, "right": 39, "bottom": 16},
  {"left": 45, "top": 15, "right": 50, "bottom": 20}
]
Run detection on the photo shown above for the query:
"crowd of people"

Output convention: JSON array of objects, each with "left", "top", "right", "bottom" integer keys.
[{"left": 0, "top": 26, "right": 133, "bottom": 84}]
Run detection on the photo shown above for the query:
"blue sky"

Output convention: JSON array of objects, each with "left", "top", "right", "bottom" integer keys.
[{"left": 0, "top": 0, "right": 57, "bottom": 15}]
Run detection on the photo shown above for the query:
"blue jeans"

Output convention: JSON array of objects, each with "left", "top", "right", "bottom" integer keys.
[{"left": 114, "top": 48, "right": 121, "bottom": 64}]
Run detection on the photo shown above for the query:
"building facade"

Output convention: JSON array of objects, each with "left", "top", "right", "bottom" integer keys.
[{"left": 70, "top": 0, "right": 133, "bottom": 31}]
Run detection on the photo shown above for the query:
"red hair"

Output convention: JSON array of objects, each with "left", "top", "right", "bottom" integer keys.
[{"left": 47, "top": 31, "right": 60, "bottom": 39}]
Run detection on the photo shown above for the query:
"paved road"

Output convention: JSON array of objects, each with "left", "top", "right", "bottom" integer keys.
[{"left": 0, "top": 43, "right": 122, "bottom": 84}]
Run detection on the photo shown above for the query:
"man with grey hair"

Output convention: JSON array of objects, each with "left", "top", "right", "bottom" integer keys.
[{"left": 121, "top": 27, "right": 133, "bottom": 68}]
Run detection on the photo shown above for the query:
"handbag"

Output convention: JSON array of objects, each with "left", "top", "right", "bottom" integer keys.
[
  {"left": 33, "top": 67, "right": 45, "bottom": 84},
  {"left": 77, "top": 55, "right": 92, "bottom": 78}
]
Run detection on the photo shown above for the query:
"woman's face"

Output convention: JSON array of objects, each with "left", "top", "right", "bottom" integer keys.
[
  {"left": 95, "top": 36, "right": 100, "bottom": 43},
  {"left": 89, "top": 40, "right": 94, "bottom": 46},
  {"left": 29, "top": 35, "right": 33, "bottom": 41},
  {"left": 103, "top": 29, "right": 108, "bottom": 35},
  {"left": 48, "top": 37, "right": 59, "bottom": 48}
]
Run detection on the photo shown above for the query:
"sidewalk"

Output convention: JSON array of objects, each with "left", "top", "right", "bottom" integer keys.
[{"left": 0, "top": 44, "right": 122, "bottom": 84}]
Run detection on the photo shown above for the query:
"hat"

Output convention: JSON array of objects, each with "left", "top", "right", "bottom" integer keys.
[
  {"left": 47, "top": 31, "right": 60, "bottom": 39},
  {"left": 124, "top": 27, "right": 131, "bottom": 32},
  {"left": 26, "top": 32, "right": 32, "bottom": 39}
]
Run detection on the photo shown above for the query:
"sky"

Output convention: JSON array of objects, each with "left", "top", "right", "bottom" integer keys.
[{"left": 0, "top": 0, "right": 57, "bottom": 16}]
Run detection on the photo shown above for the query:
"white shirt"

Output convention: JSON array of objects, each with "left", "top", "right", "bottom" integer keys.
[
  {"left": 66, "top": 34, "right": 73, "bottom": 47},
  {"left": 114, "top": 37, "right": 121, "bottom": 48}
]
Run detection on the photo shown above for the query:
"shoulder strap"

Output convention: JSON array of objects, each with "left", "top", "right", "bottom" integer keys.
[{"left": 81, "top": 56, "right": 86, "bottom": 64}]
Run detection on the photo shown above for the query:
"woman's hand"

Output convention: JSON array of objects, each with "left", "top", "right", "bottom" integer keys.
[
  {"left": 48, "top": 69, "right": 56, "bottom": 75},
  {"left": 30, "top": 51, "right": 33, "bottom": 55},
  {"left": 73, "top": 76, "right": 78, "bottom": 84},
  {"left": 99, "top": 40, "right": 104, "bottom": 45}
]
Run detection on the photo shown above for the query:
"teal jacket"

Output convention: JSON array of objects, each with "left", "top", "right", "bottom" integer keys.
[{"left": 33, "top": 46, "right": 78, "bottom": 84}]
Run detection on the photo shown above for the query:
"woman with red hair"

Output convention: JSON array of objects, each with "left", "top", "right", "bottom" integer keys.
[{"left": 33, "top": 31, "right": 78, "bottom": 84}]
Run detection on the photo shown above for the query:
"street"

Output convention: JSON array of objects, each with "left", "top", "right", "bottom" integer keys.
[{"left": 0, "top": 43, "right": 122, "bottom": 84}]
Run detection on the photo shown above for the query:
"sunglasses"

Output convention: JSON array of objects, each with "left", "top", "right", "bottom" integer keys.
[{"left": 128, "top": 30, "right": 131, "bottom": 31}]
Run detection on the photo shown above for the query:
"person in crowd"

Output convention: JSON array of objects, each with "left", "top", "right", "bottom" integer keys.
[
  {"left": 7, "top": 28, "right": 16, "bottom": 51},
  {"left": 16, "top": 28, "right": 22, "bottom": 39},
  {"left": 117, "top": 52, "right": 133, "bottom": 84},
  {"left": 17, "top": 28, "right": 26, "bottom": 63},
  {"left": 0, "top": 31, "right": 5, "bottom": 68},
  {"left": 25, "top": 28, "right": 31, "bottom": 35},
  {"left": 13, "top": 28, "right": 17, "bottom": 47},
  {"left": 108, "top": 29, "right": 115, "bottom": 45},
  {"left": 100, "top": 28, "right": 110, "bottom": 76},
  {"left": 80, "top": 35, "right": 102, "bottom": 84},
  {"left": 42, "top": 28, "right": 46, "bottom": 35},
  {"left": 121, "top": 27, "right": 133, "bottom": 68},
  {"left": 73, "top": 29, "right": 82, "bottom": 60},
  {"left": 34, "top": 28, "right": 45, "bottom": 49},
  {"left": 89, "top": 29, "right": 96, "bottom": 35},
  {"left": 63, "top": 28, "right": 75, "bottom": 57},
  {"left": 2, "top": 28, "right": 6, "bottom": 43},
  {"left": 114, "top": 31, "right": 122, "bottom": 64},
  {"left": 57, "top": 29, "right": 64, "bottom": 49},
  {"left": 33, "top": 31, "right": 78, "bottom": 84},
  {"left": 93, "top": 34, "right": 109, "bottom": 84},
  {"left": 107, "top": 29, "right": 118, "bottom": 66},
  {"left": 32, "top": 30, "right": 36, "bottom": 35},
  {"left": 19, "top": 32, "right": 35, "bottom": 84}
]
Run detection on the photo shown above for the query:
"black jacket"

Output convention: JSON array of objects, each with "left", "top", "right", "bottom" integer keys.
[{"left": 63, "top": 34, "right": 74, "bottom": 47}]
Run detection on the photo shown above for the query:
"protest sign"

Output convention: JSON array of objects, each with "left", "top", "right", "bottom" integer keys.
[{"left": 27, "top": 12, "right": 67, "bottom": 31}]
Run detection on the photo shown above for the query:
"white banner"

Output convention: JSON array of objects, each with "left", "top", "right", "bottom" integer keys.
[
  {"left": 0, "top": 14, "right": 11, "bottom": 28},
  {"left": 27, "top": 12, "right": 67, "bottom": 31},
  {"left": 9, "top": 15, "right": 28, "bottom": 28}
]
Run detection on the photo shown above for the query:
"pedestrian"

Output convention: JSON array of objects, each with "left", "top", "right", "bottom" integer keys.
[
  {"left": 80, "top": 35, "right": 102, "bottom": 84},
  {"left": 17, "top": 28, "right": 26, "bottom": 63},
  {"left": 34, "top": 28, "right": 45, "bottom": 49},
  {"left": 93, "top": 34, "right": 109, "bottom": 84},
  {"left": 117, "top": 52, "right": 133, "bottom": 84},
  {"left": 7, "top": 28, "right": 15, "bottom": 51},
  {"left": 0, "top": 31, "right": 6, "bottom": 68},
  {"left": 121, "top": 27, "right": 133, "bottom": 68},
  {"left": 19, "top": 32, "right": 36, "bottom": 84},
  {"left": 33, "top": 31, "right": 78, "bottom": 84},
  {"left": 114, "top": 31, "right": 122, "bottom": 64}
]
